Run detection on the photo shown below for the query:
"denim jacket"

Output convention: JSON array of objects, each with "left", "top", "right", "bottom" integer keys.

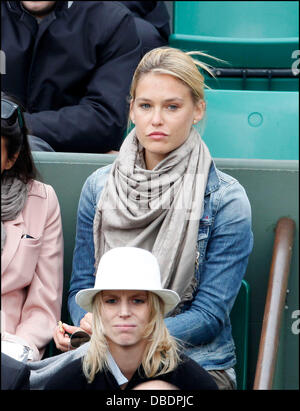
[{"left": 68, "top": 161, "right": 253, "bottom": 371}]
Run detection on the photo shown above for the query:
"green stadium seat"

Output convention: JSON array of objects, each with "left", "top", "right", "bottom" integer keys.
[
  {"left": 198, "top": 89, "right": 299, "bottom": 159},
  {"left": 169, "top": 1, "right": 299, "bottom": 91},
  {"left": 169, "top": 1, "right": 299, "bottom": 69}
]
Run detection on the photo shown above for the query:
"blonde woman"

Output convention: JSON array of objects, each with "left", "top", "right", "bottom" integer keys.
[
  {"left": 59, "top": 47, "right": 253, "bottom": 390},
  {"left": 46, "top": 248, "right": 217, "bottom": 390}
]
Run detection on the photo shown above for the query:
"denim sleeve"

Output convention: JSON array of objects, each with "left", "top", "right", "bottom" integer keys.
[
  {"left": 165, "top": 181, "right": 253, "bottom": 346},
  {"left": 67, "top": 174, "right": 98, "bottom": 326}
]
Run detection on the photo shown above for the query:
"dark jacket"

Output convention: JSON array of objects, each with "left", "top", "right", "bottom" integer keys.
[
  {"left": 1, "top": 1, "right": 142, "bottom": 153},
  {"left": 120, "top": 1, "right": 170, "bottom": 41},
  {"left": 44, "top": 354, "right": 218, "bottom": 390}
]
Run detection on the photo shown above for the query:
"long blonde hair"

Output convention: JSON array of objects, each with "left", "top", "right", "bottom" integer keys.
[{"left": 82, "top": 291, "right": 181, "bottom": 383}]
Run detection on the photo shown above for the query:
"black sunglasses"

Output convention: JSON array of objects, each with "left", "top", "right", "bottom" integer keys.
[{"left": 1, "top": 98, "right": 24, "bottom": 129}]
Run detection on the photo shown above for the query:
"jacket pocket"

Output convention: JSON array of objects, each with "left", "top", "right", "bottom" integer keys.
[
  {"left": 15, "top": 237, "right": 42, "bottom": 286},
  {"left": 22, "top": 237, "right": 41, "bottom": 245}
]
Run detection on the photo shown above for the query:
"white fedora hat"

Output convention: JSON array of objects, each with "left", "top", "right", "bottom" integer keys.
[{"left": 75, "top": 247, "right": 180, "bottom": 316}]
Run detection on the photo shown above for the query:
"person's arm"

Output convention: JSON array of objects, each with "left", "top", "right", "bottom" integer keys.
[
  {"left": 15, "top": 185, "right": 64, "bottom": 360},
  {"left": 24, "top": 9, "right": 141, "bottom": 153},
  {"left": 165, "top": 182, "right": 253, "bottom": 345},
  {"left": 68, "top": 169, "right": 106, "bottom": 326},
  {"left": 44, "top": 357, "right": 85, "bottom": 390}
]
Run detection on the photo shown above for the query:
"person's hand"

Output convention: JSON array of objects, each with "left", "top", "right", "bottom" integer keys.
[
  {"left": 53, "top": 322, "right": 81, "bottom": 352},
  {"left": 79, "top": 313, "right": 93, "bottom": 335}
]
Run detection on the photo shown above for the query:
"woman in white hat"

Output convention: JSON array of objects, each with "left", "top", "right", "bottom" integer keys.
[{"left": 45, "top": 247, "right": 217, "bottom": 390}]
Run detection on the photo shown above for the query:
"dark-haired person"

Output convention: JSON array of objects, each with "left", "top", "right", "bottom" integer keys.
[{"left": 1, "top": 94, "right": 63, "bottom": 361}]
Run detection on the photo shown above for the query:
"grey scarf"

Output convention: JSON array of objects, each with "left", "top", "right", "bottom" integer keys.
[
  {"left": 93, "top": 127, "right": 212, "bottom": 312},
  {"left": 1, "top": 176, "right": 28, "bottom": 253}
]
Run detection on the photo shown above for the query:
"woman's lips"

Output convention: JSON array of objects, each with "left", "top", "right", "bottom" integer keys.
[
  {"left": 148, "top": 132, "right": 168, "bottom": 140},
  {"left": 114, "top": 325, "right": 136, "bottom": 328}
]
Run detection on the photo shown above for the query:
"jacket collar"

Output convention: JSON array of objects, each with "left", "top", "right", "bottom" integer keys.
[
  {"left": 1, "top": 181, "right": 46, "bottom": 226},
  {"left": 205, "top": 160, "right": 221, "bottom": 196},
  {"left": 6, "top": 0, "right": 69, "bottom": 29},
  {"left": 5, "top": 209, "right": 24, "bottom": 227}
]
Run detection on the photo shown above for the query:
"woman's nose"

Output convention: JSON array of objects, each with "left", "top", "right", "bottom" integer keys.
[
  {"left": 151, "top": 108, "right": 163, "bottom": 125},
  {"left": 119, "top": 301, "right": 131, "bottom": 318}
]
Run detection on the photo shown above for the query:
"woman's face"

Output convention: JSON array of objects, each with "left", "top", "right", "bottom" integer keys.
[
  {"left": 130, "top": 72, "right": 205, "bottom": 170},
  {"left": 100, "top": 290, "right": 151, "bottom": 350},
  {"left": 1, "top": 137, "right": 18, "bottom": 174}
]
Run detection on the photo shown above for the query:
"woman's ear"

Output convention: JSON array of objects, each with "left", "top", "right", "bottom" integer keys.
[
  {"left": 193, "top": 100, "right": 206, "bottom": 123},
  {"left": 129, "top": 101, "right": 135, "bottom": 124}
]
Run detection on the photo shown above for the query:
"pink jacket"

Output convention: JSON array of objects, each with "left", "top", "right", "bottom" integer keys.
[{"left": 1, "top": 179, "right": 63, "bottom": 360}]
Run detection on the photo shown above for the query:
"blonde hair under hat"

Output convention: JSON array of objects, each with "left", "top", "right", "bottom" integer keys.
[{"left": 75, "top": 247, "right": 180, "bottom": 316}]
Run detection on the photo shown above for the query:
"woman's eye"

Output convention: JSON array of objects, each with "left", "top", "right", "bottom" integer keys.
[
  {"left": 133, "top": 299, "right": 145, "bottom": 304},
  {"left": 140, "top": 103, "right": 151, "bottom": 110},
  {"left": 105, "top": 299, "right": 117, "bottom": 304},
  {"left": 167, "top": 104, "right": 178, "bottom": 111}
]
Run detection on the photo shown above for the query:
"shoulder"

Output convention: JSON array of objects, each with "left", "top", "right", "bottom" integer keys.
[
  {"left": 215, "top": 167, "right": 247, "bottom": 197},
  {"left": 213, "top": 167, "right": 252, "bottom": 216},
  {"left": 215, "top": 167, "right": 242, "bottom": 193},
  {"left": 28, "top": 179, "right": 57, "bottom": 199},
  {"left": 82, "top": 164, "right": 112, "bottom": 202},
  {"left": 72, "top": 1, "right": 132, "bottom": 24},
  {"left": 25, "top": 180, "right": 61, "bottom": 224},
  {"left": 86, "top": 164, "right": 112, "bottom": 184},
  {"left": 204, "top": 167, "right": 253, "bottom": 238},
  {"left": 63, "top": 1, "right": 136, "bottom": 49},
  {"left": 27, "top": 180, "right": 60, "bottom": 209}
]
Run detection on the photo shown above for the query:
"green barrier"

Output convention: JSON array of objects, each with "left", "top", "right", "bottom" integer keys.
[
  {"left": 33, "top": 153, "right": 298, "bottom": 389},
  {"left": 198, "top": 89, "right": 299, "bottom": 159},
  {"left": 170, "top": 1, "right": 299, "bottom": 69}
]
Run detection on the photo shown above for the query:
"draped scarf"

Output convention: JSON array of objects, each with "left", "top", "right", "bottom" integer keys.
[{"left": 93, "top": 127, "right": 212, "bottom": 313}]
